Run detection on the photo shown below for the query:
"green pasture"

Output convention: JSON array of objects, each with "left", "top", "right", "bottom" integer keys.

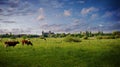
[{"left": 0, "top": 38, "right": 120, "bottom": 67}]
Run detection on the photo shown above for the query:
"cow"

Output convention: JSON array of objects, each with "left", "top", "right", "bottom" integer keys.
[
  {"left": 22, "top": 39, "right": 33, "bottom": 46},
  {"left": 4, "top": 41, "right": 19, "bottom": 47}
]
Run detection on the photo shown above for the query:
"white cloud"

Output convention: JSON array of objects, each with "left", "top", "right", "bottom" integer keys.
[
  {"left": 71, "top": 18, "right": 86, "bottom": 27},
  {"left": 1, "top": 0, "right": 35, "bottom": 16},
  {"left": 0, "top": 29, "right": 9, "bottom": 34},
  {"left": 39, "top": 8, "right": 44, "bottom": 14},
  {"left": 9, "top": 0, "right": 20, "bottom": 4},
  {"left": 73, "top": 19, "right": 80, "bottom": 23},
  {"left": 99, "top": 24, "right": 103, "bottom": 27},
  {"left": 64, "top": 10, "right": 71, "bottom": 16},
  {"left": 39, "top": 23, "right": 64, "bottom": 32},
  {"left": 69, "top": 2, "right": 74, "bottom": 5},
  {"left": 77, "top": 1, "right": 85, "bottom": 4},
  {"left": 7, "top": 7, "right": 15, "bottom": 12},
  {"left": 38, "top": 0, "right": 64, "bottom": 8},
  {"left": 37, "top": 15, "right": 45, "bottom": 21},
  {"left": 91, "top": 14, "right": 98, "bottom": 20},
  {"left": 11, "top": 28, "right": 31, "bottom": 34},
  {"left": 51, "top": 0, "right": 64, "bottom": 8},
  {"left": 37, "top": 8, "right": 45, "bottom": 21},
  {"left": 81, "top": 7, "right": 99, "bottom": 15},
  {"left": 118, "top": 21, "right": 120, "bottom": 23},
  {"left": 102, "top": 11, "right": 113, "bottom": 18},
  {"left": 55, "top": 14, "right": 62, "bottom": 17}
]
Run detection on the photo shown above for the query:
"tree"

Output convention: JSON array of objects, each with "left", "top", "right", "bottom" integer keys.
[
  {"left": 112, "top": 31, "right": 120, "bottom": 35},
  {"left": 60, "top": 33, "right": 66, "bottom": 37}
]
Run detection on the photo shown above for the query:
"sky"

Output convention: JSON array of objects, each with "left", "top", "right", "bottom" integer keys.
[{"left": 0, "top": 0, "right": 120, "bottom": 34}]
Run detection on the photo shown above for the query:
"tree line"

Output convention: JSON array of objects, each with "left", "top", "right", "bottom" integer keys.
[
  {"left": 41, "top": 31, "right": 120, "bottom": 38},
  {"left": 0, "top": 31, "right": 120, "bottom": 39}
]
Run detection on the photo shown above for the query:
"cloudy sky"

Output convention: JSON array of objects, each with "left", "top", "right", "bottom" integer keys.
[{"left": 0, "top": 0, "right": 120, "bottom": 34}]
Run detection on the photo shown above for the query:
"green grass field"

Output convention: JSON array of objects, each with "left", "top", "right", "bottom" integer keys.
[{"left": 0, "top": 38, "right": 120, "bottom": 67}]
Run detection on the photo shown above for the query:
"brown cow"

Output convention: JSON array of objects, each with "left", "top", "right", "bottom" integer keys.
[
  {"left": 4, "top": 41, "right": 19, "bottom": 47},
  {"left": 22, "top": 39, "right": 33, "bottom": 46}
]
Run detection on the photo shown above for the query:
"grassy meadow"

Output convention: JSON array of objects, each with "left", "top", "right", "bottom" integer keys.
[{"left": 0, "top": 38, "right": 120, "bottom": 67}]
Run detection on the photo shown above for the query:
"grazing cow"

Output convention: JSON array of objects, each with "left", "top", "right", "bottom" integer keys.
[
  {"left": 4, "top": 41, "right": 19, "bottom": 47},
  {"left": 22, "top": 39, "right": 33, "bottom": 46}
]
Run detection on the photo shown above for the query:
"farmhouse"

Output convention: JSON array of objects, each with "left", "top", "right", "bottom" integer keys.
[{"left": 42, "top": 31, "right": 54, "bottom": 37}]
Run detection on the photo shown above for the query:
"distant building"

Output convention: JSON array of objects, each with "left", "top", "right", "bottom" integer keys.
[{"left": 42, "top": 31, "right": 54, "bottom": 37}]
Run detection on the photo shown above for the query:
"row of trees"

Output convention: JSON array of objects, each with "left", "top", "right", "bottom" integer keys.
[
  {"left": 41, "top": 31, "right": 120, "bottom": 38},
  {"left": 0, "top": 31, "right": 120, "bottom": 38},
  {"left": 0, "top": 33, "right": 39, "bottom": 38}
]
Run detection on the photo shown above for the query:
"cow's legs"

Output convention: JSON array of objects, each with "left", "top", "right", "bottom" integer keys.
[
  {"left": 5, "top": 44, "right": 8, "bottom": 47},
  {"left": 22, "top": 42, "right": 25, "bottom": 46}
]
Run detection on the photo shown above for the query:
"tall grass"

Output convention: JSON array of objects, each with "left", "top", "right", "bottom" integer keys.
[
  {"left": 0, "top": 38, "right": 120, "bottom": 67},
  {"left": 64, "top": 36, "right": 81, "bottom": 42}
]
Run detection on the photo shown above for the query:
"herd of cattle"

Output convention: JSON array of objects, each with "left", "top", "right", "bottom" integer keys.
[{"left": 4, "top": 39, "right": 33, "bottom": 47}]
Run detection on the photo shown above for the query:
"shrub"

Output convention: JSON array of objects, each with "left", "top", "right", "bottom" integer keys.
[
  {"left": 83, "top": 36, "right": 88, "bottom": 39},
  {"left": 110, "top": 36, "right": 115, "bottom": 39},
  {"left": 10, "top": 36, "right": 16, "bottom": 39},
  {"left": 102, "top": 36, "right": 115, "bottom": 39},
  {"left": 96, "top": 36, "right": 102, "bottom": 39},
  {"left": 64, "top": 36, "right": 81, "bottom": 42},
  {"left": 115, "top": 35, "right": 120, "bottom": 38},
  {"left": 112, "top": 31, "right": 120, "bottom": 35},
  {"left": 40, "top": 36, "right": 45, "bottom": 39},
  {"left": 96, "top": 36, "right": 115, "bottom": 39},
  {"left": 22, "top": 36, "right": 27, "bottom": 39}
]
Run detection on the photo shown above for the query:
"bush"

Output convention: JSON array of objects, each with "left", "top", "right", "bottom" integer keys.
[
  {"left": 96, "top": 36, "right": 115, "bottom": 39},
  {"left": 96, "top": 36, "right": 102, "bottom": 39},
  {"left": 115, "top": 35, "right": 120, "bottom": 38},
  {"left": 112, "top": 31, "right": 120, "bottom": 35},
  {"left": 102, "top": 36, "right": 115, "bottom": 39},
  {"left": 64, "top": 36, "right": 81, "bottom": 42},
  {"left": 10, "top": 36, "right": 16, "bottom": 39},
  {"left": 83, "top": 36, "right": 88, "bottom": 39},
  {"left": 110, "top": 36, "right": 115, "bottom": 39},
  {"left": 22, "top": 36, "right": 27, "bottom": 39},
  {"left": 40, "top": 36, "right": 45, "bottom": 39}
]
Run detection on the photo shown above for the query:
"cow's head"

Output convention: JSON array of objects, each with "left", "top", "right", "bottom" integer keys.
[{"left": 16, "top": 41, "right": 19, "bottom": 44}]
